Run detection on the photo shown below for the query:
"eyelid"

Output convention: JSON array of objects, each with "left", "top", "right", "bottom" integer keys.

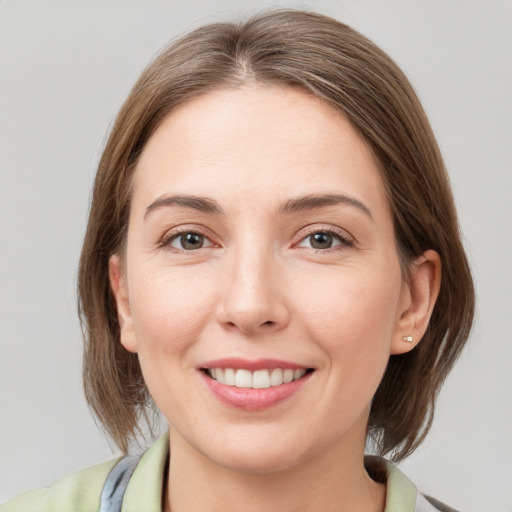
[
  {"left": 157, "top": 223, "right": 354, "bottom": 252},
  {"left": 292, "top": 224, "right": 355, "bottom": 249},
  {"left": 158, "top": 224, "right": 219, "bottom": 250}
]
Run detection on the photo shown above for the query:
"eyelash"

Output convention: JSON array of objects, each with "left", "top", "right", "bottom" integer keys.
[
  {"left": 158, "top": 226, "right": 354, "bottom": 252},
  {"left": 293, "top": 226, "right": 354, "bottom": 252},
  {"left": 159, "top": 227, "right": 216, "bottom": 252}
]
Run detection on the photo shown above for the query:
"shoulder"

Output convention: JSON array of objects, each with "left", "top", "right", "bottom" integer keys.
[
  {"left": 0, "top": 434, "right": 170, "bottom": 512},
  {"left": 0, "top": 458, "right": 120, "bottom": 512}
]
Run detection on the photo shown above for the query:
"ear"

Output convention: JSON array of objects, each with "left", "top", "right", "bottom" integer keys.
[
  {"left": 109, "top": 255, "right": 138, "bottom": 353},
  {"left": 390, "top": 250, "right": 441, "bottom": 355}
]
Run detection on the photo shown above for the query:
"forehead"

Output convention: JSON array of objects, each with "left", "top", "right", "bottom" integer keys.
[{"left": 132, "top": 85, "right": 388, "bottom": 214}]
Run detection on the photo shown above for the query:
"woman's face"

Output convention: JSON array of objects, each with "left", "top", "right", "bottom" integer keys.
[{"left": 111, "top": 85, "right": 415, "bottom": 472}]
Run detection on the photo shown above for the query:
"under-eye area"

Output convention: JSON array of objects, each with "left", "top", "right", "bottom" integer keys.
[{"left": 202, "top": 368, "right": 315, "bottom": 389}]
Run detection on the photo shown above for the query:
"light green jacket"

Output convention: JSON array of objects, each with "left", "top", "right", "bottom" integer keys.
[{"left": 1, "top": 434, "right": 456, "bottom": 512}]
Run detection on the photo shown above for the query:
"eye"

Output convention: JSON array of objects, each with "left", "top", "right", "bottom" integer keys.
[
  {"left": 296, "top": 230, "right": 353, "bottom": 250},
  {"left": 166, "top": 231, "right": 214, "bottom": 251}
]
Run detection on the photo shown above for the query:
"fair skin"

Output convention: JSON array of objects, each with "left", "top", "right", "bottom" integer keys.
[{"left": 110, "top": 85, "right": 441, "bottom": 512}]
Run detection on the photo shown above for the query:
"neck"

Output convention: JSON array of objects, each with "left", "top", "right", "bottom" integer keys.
[{"left": 164, "top": 424, "right": 386, "bottom": 512}]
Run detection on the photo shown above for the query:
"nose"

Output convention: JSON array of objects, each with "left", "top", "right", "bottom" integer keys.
[{"left": 215, "top": 247, "right": 290, "bottom": 336}]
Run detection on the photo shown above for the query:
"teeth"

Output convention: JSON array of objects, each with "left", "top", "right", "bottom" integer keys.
[
  {"left": 283, "top": 369, "right": 294, "bottom": 383},
  {"left": 270, "top": 368, "right": 283, "bottom": 386},
  {"left": 294, "top": 369, "right": 306, "bottom": 380},
  {"left": 235, "top": 369, "right": 252, "bottom": 388},
  {"left": 208, "top": 367, "right": 308, "bottom": 388},
  {"left": 253, "top": 370, "right": 270, "bottom": 389},
  {"left": 224, "top": 368, "right": 235, "bottom": 386}
]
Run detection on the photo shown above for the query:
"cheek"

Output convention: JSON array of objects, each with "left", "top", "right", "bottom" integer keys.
[
  {"left": 128, "top": 264, "right": 218, "bottom": 358},
  {"left": 295, "top": 264, "right": 403, "bottom": 376},
  {"left": 296, "top": 269, "right": 402, "bottom": 433},
  {"left": 126, "top": 265, "right": 219, "bottom": 422},
  {"left": 299, "top": 264, "right": 402, "bottom": 337}
]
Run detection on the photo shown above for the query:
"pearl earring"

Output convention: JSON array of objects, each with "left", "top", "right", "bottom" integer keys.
[{"left": 403, "top": 335, "right": 413, "bottom": 343}]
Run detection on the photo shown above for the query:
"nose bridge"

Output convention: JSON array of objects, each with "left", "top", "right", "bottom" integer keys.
[{"left": 217, "top": 234, "right": 288, "bottom": 334}]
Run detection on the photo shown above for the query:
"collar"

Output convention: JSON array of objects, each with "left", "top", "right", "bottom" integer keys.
[
  {"left": 365, "top": 455, "right": 419, "bottom": 512},
  {"left": 121, "top": 434, "right": 169, "bottom": 512},
  {"left": 120, "top": 435, "right": 420, "bottom": 512}
]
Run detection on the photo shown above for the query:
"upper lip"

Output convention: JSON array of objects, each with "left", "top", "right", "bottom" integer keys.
[{"left": 199, "top": 358, "right": 311, "bottom": 371}]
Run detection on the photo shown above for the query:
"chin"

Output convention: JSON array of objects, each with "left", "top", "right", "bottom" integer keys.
[
  {"left": 210, "top": 444, "right": 305, "bottom": 475},
  {"left": 192, "top": 425, "right": 326, "bottom": 475}
]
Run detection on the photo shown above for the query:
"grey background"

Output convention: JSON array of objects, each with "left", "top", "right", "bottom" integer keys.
[{"left": 1, "top": 1, "right": 511, "bottom": 510}]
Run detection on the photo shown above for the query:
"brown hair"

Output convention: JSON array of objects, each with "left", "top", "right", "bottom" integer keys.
[{"left": 78, "top": 9, "right": 474, "bottom": 459}]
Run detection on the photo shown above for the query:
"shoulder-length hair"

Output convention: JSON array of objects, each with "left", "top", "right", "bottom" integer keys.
[{"left": 78, "top": 9, "right": 474, "bottom": 460}]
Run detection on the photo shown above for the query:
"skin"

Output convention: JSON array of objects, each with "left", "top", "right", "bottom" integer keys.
[{"left": 110, "top": 85, "right": 441, "bottom": 512}]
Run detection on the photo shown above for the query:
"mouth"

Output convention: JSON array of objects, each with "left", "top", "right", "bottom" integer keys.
[
  {"left": 199, "top": 359, "right": 315, "bottom": 411},
  {"left": 203, "top": 367, "right": 314, "bottom": 389}
]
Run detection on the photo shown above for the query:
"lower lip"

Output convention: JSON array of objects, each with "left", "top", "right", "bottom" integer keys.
[{"left": 201, "top": 371, "right": 312, "bottom": 411}]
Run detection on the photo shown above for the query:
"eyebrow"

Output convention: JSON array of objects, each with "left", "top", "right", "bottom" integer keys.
[
  {"left": 144, "top": 193, "right": 372, "bottom": 220},
  {"left": 144, "top": 195, "right": 223, "bottom": 219},
  {"left": 279, "top": 194, "right": 373, "bottom": 220}
]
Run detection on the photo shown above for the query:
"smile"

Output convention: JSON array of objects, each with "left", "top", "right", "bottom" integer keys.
[
  {"left": 200, "top": 360, "right": 314, "bottom": 411},
  {"left": 206, "top": 368, "right": 309, "bottom": 389}
]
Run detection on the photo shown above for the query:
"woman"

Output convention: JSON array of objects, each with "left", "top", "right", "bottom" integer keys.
[{"left": 1, "top": 9, "right": 474, "bottom": 512}]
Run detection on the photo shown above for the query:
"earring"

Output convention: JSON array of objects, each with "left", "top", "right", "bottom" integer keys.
[{"left": 403, "top": 335, "right": 413, "bottom": 343}]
